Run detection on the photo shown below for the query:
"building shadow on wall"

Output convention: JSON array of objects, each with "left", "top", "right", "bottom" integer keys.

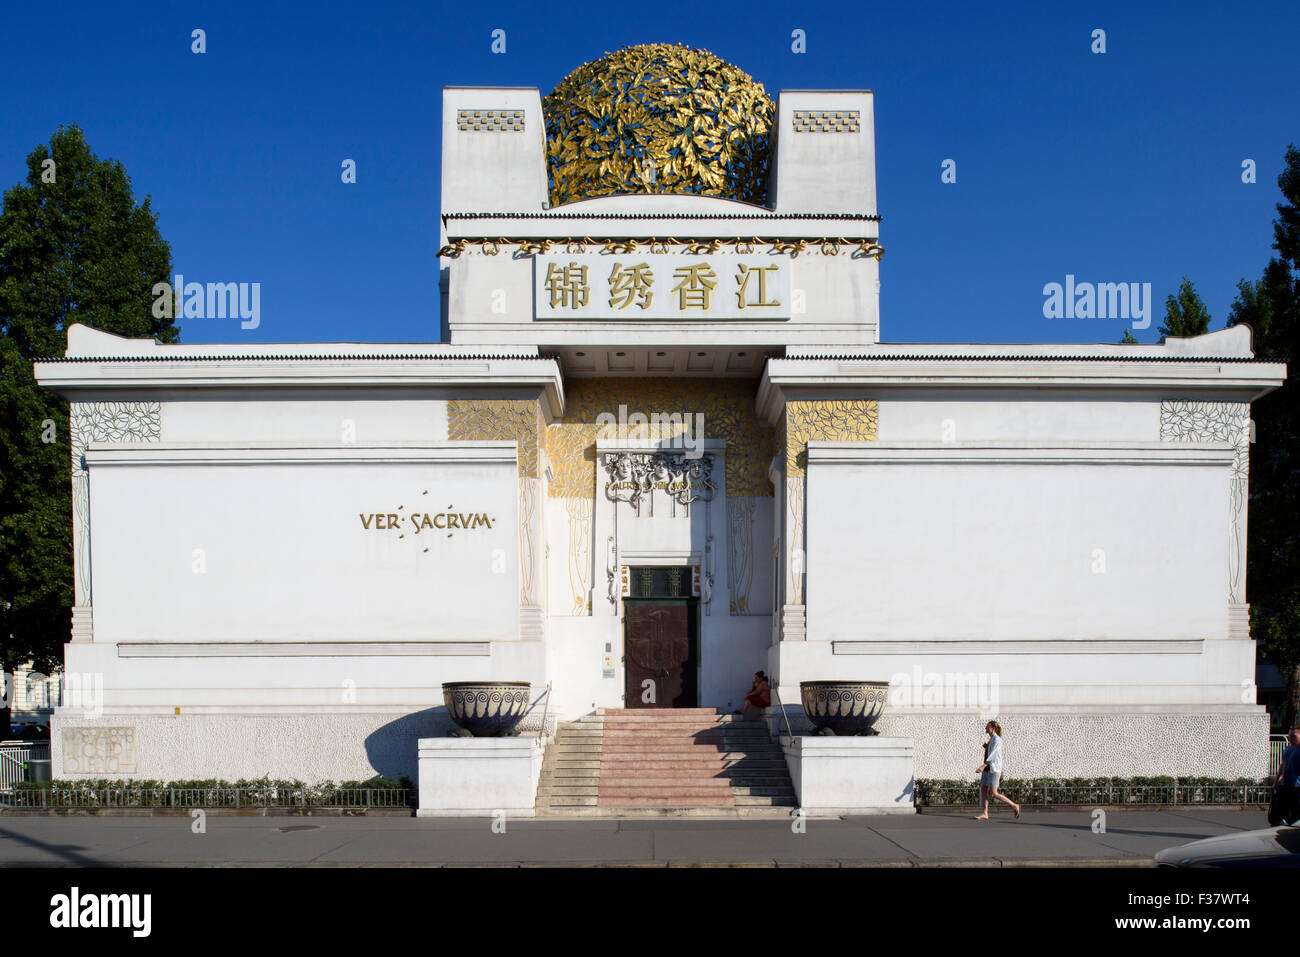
[{"left": 363, "top": 708, "right": 456, "bottom": 782}]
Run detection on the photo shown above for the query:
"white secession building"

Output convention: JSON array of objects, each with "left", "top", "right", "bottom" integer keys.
[{"left": 35, "top": 46, "right": 1287, "bottom": 785}]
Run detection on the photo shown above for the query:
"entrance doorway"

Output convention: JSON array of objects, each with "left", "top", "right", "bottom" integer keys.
[{"left": 623, "top": 566, "right": 699, "bottom": 709}]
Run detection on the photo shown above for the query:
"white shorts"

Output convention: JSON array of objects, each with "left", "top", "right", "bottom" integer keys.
[{"left": 980, "top": 770, "right": 1000, "bottom": 790}]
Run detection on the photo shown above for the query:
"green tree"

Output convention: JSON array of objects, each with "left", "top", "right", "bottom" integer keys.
[
  {"left": 0, "top": 125, "right": 177, "bottom": 734},
  {"left": 1118, "top": 329, "right": 1138, "bottom": 344},
  {"left": 1160, "top": 276, "right": 1212, "bottom": 339},
  {"left": 1228, "top": 145, "right": 1300, "bottom": 727}
]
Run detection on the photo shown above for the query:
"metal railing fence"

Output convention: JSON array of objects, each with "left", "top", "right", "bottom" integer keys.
[
  {"left": 0, "top": 743, "right": 50, "bottom": 791},
  {"left": 1271, "top": 735, "right": 1289, "bottom": 777}
]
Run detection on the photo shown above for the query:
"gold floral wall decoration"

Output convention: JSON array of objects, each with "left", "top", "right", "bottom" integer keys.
[
  {"left": 447, "top": 399, "right": 543, "bottom": 478},
  {"left": 785, "top": 399, "right": 879, "bottom": 476},
  {"left": 545, "top": 378, "right": 776, "bottom": 498}
]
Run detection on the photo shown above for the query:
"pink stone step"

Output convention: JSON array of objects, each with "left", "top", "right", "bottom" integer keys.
[
  {"left": 601, "top": 739, "right": 726, "bottom": 745},
  {"left": 599, "top": 756, "right": 727, "bottom": 765},
  {"left": 601, "top": 725, "right": 726, "bottom": 733},
  {"left": 601, "top": 708, "right": 720, "bottom": 715},
  {"left": 599, "top": 732, "right": 726, "bottom": 738},
  {"left": 599, "top": 739, "right": 727, "bottom": 745},
  {"left": 598, "top": 778, "right": 734, "bottom": 789},
  {"left": 604, "top": 738, "right": 732, "bottom": 743},
  {"left": 597, "top": 795, "right": 736, "bottom": 807},
  {"left": 601, "top": 724, "right": 726, "bottom": 729},
  {"left": 597, "top": 747, "right": 726, "bottom": 756},
  {"left": 600, "top": 764, "right": 726, "bottom": 772},
  {"left": 600, "top": 758, "right": 728, "bottom": 768},
  {"left": 598, "top": 775, "right": 731, "bottom": 787},
  {"left": 601, "top": 742, "right": 729, "bottom": 749},
  {"left": 604, "top": 713, "right": 717, "bottom": 717},
  {"left": 598, "top": 784, "right": 735, "bottom": 797},
  {"left": 601, "top": 724, "right": 729, "bottom": 730},
  {"left": 600, "top": 775, "right": 730, "bottom": 782},
  {"left": 602, "top": 715, "right": 725, "bottom": 723}
]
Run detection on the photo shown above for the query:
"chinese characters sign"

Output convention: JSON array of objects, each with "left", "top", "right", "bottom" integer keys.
[{"left": 534, "top": 254, "right": 791, "bottom": 320}]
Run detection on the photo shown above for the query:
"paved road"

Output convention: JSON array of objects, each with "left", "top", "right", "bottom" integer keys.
[{"left": 0, "top": 808, "right": 1267, "bottom": 866}]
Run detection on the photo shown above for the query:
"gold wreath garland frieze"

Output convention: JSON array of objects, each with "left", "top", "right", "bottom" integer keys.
[{"left": 436, "top": 237, "right": 884, "bottom": 260}]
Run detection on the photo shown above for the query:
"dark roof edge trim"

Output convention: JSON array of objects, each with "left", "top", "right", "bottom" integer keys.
[
  {"left": 780, "top": 354, "right": 1278, "bottom": 363},
  {"left": 445, "top": 211, "right": 882, "bottom": 221},
  {"left": 37, "top": 353, "right": 559, "bottom": 363},
  {"left": 39, "top": 353, "right": 1279, "bottom": 365}
]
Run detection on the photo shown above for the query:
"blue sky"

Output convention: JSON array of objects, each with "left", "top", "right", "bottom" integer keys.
[{"left": 2, "top": 0, "right": 1296, "bottom": 345}]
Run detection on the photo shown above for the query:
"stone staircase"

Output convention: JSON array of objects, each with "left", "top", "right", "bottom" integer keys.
[{"left": 536, "top": 708, "right": 797, "bottom": 816}]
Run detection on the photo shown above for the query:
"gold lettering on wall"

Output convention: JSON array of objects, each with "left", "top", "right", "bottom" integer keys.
[{"left": 358, "top": 508, "right": 495, "bottom": 537}]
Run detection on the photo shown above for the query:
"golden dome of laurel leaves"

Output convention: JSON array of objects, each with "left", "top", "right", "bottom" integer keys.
[{"left": 542, "top": 43, "right": 775, "bottom": 207}]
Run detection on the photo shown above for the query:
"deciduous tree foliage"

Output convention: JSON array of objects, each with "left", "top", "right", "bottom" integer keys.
[
  {"left": 1229, "top": 145, "right": 1300, "bottom": 726},
  {"left": 0, "top": 125, "right": 177, "bottom": 734}
]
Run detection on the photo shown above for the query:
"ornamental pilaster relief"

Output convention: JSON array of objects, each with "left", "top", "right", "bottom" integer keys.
[
  {"left": 1158, "top": 400, "right": 1250, "bottom": 602},
  {"left": 564, "top": 497, "right": 592, "bottom": 615},
  {"left": 727, "top": 496, "right": 757, "bottom": 615},
  {"left": 780, "top": 399, "right": 878, "bottom": 616},
  {"left": 69, "top": 401, "right": 162, "bottom": 610},
  {"left": 447, "top": 399, "right": 545, "bottom": 609}
]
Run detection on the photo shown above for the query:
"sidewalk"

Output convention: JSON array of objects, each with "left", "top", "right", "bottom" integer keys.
[{"left": 0, "top": 808, "right": 1266, "bottom": 866}]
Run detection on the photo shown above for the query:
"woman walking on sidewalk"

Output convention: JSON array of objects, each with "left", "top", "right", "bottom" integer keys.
[{"left": 975, "top": 720, "right": 1020, "bottom": 820}]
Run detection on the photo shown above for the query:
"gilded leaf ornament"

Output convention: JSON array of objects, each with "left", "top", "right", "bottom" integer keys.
[
  {"left": 543, "top": 44, "right": 774, "bottom": 207},
  {"left": 447, "top": 399, "right": 543, "bottom": 478},
  {"left": 785, "top": 400, "right": 879, "bottom": 476},
  {"left": 544, "top": 378, "right": 777, "bottom": 498}
]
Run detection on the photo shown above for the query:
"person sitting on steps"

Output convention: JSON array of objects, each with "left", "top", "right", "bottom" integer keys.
[{"left": 735, "top": 671, "right": 770, "bottom": 720}]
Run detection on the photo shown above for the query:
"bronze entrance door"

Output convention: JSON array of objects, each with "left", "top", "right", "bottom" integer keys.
[
  {"left": 624, "top": 600, "right": 699, "bottom": 708},
  {"left": 623, "top": 566, "right": 699, "bottom": 709}
]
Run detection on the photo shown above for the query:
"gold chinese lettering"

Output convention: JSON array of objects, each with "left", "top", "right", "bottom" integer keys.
[
  {"left": 544, "top": 262, "right": 590, "bottom": 309},
  {"left": 671, "top": 262, "right": 718, "bottom": 311},
  {"left": 608, "top": 262, "right": 654, "bottom": 310},
  {"left": 735, "top": 264, "right": 781, "bottom": 309}
]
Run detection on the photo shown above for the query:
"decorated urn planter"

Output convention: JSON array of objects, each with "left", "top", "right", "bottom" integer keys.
[
  {"left": 799, "top": 680, "right": 889, "bottom": 736},
  {"left": 442, "top": 682, "right": 531, "bottom": 737}
]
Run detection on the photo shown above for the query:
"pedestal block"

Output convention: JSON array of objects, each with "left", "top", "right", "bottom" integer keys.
[
  {"left": 416, "top": 737, "right": 544, "bottom": 818},
  {"left": 781, "top": 735, "right": 915, "bottom": 816}
]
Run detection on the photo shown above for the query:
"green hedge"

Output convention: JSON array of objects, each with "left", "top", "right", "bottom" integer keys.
[
  {"left": 915, "top": 776, "right": 1272, "bottom": 807},
  {"left": 7, "top": 775, "right": 414, "bottom": 808}
]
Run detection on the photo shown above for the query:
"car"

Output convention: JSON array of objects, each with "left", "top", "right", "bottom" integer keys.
[
  {"left": 1155, "top": 826, "right": 1300, "bottom": 868},
  {"left": 3, "top": 723, "right": 51, "bottom": 741}
]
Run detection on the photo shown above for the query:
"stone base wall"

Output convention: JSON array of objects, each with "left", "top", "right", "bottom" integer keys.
[
  {"left": 766, "top": 708, "right": 1271, "bottom": 779},
  {"left": 53, "top": 706, "right": 1271, "bottom": 784},
  {"left": 52, "top": 710, "right": 467, "bottom": 783}
]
